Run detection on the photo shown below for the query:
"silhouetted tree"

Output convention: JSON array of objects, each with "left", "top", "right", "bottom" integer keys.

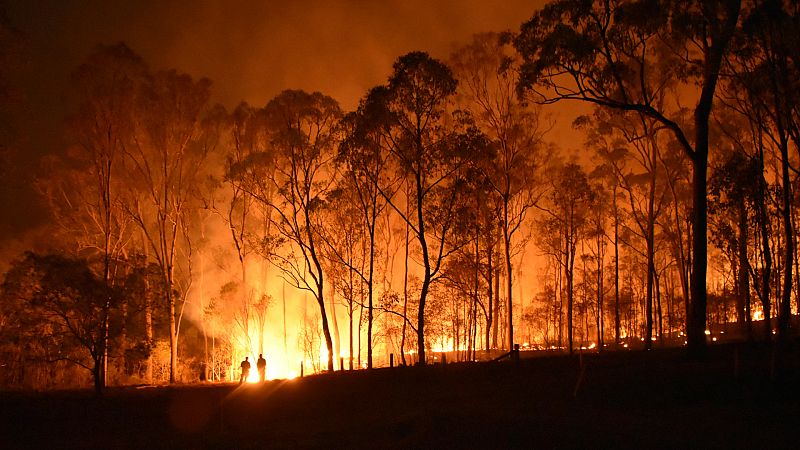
[
  {"left": 581, "top": 109, "right": 670, "bottom": 349},
  {"left": 338, "top": 100, "right": 392, "bottom": 368},
  {"left": 123, "top": 69, "right": 213, "bottom": 383},
  {"left": 350, "top": 52, "right": 488, "bottom": 364},
  {"left": 709, "top": 148, "right": 761, "bottom": 338},
  {"left": 37, "top": 43, "right": 148, "bottom": 385},
  {"left": 516, "top": 0, "right": 742, "bottom": 354},
  {"left": 538, "top": 162, "right": 595, "bottom": 353},
  {"left": 725, "top": 0, "right": 799, "bottom": 343},
  {"left": 0, "top": 253, "right": 121, "bottom": 393},
  {"left": 249, "top": 89, "right": 342, "bottom": 372},
  {"left": 451, "top": 32, "right": 549, "bottom": 351},
  {"left": 321, "top": 182, "right": 369, "bottom": 370}
]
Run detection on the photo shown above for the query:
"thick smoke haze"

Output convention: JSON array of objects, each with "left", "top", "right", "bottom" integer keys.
[{"left": 2, "top": 0, "right": 544, "bottom": 244}]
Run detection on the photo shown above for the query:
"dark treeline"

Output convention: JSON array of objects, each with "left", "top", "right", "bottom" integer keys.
[{"left": 1, "top": 0, "right": 799, "bottom": 393}]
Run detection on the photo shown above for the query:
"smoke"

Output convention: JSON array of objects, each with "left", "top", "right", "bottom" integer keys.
[
  {"left": 2, "top": 0, "right": 543, "bottom": 243},
  {"left": 10, "top": 0, "right": 544, "bottom": 107},
  {"left": 129, "top": 0, "right": 543, "bottom": 110},
  {"left": 2, "top": 1, "right": 555, "bottom": 375}
]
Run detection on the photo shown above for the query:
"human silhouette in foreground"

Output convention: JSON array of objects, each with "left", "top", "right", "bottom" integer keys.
[
  {"left": 239, "top": 357, "right": 251, "bottom": 385},
  {"left": 257, "top": 354, "right": 267, "bottom": 382}
]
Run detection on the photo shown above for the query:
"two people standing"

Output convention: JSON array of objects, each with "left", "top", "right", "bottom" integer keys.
[{"left": 239, "top": 354, "right": 267, "bottom": 384}]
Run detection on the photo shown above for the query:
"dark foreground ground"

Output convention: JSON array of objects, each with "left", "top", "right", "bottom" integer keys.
[{"left": 2, "top": 343, "right": 799, "bottom": 449}]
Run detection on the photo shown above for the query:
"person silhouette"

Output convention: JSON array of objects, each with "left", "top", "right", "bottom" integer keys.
[
  {"left": 256, "top": 354, "right": 267, "bottom": 382},
  {"left": 239, "top": 356, "right": 251, "bottom": 385}
]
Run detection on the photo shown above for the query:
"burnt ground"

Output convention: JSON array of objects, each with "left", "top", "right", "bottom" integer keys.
[{"left": 1, "top": 342, "right": 798, "bottom": 449}]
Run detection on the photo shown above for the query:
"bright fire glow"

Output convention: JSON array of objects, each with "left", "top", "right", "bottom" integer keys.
[
  {"left": 197, "top": 272, "right": 358, "bottom": 381},
  {"left": 247, "top": 368, "right": 259, "bottom": 384}
]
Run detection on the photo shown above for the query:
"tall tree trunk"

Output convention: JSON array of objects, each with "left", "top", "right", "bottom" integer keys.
[
  {"left": 367, "top": 219, "right": 375, "bottom": 369},
  {"left": 474, "top": 218, "right": 480, "bottom": 360},
  {"left": 199, "top": 218, "right": 208, "bottom": 381},
  {"left": 317, "top": 283, "right": 334, "bottom": 372},
  {"left": 756, "top": 151, "right": 772, "bottom": 342},
  {"left": 596, "top": 231, "right": 604, "bottom": 352},
  {"left": 141, "top": 227, "right": 153, "bottom": 383},
  {"left": 686, "top": 0, "right": 740, "bottom": 356},
  {"left": 614, "top": 186, "right": 621, "bottom": 348},
  {"left": 415, "top": 170, "right": 431, "bottom": 365},
  {"left": 737, "top": 198, "right": 752, "bottom": 340},
  {"left": 328, "top": 286, "right": 341, "bottom": 369},
  {"left": 778, "top": 136, "right": 793, "bottom": 345},
  {"left": 282, "top": 281, "right": 287, "bottom": 372},
  {"left": 566, "top": 226, "right": 575, "bottom": 354},
  {"left": 665, "top": 272, "right": 675, "bottom": 336},
  {"left": 504, "top": 199, "right": 514, "bottom": 351},
  {"left": 167, "top": 269, "right": 177, "bottom": 383},
  {"left": 358, "top": 302, "right": 363, "bottom": 369},
  {"left": 486, "top": 238, "right": 494, "bottom": 352},
  {"left": 401, "top": 211, "right": 409, "bottom": 366},
  {"left": 489, "top": 250, "right": 500, "bottom": 349},
  {"left": 656, "top": 271, "right": 663, "bottom": 346},
  {"left": 349, "top": 266, "right": 355, "bottom": 371},
  {"left": 644, "top": 131, "right": 658, "bottom": 351},
  {"left": 492, "top": 254, "right": 500, "bottom": 349},
  {"left": 348, "top": 307, "right": 354, "bottom": 371},
  {"left": 557, "top": 255, "right": 563, "bottom": 348},
  {"left": 645, "top": 233, "right": 655, "bottom": 350},
  {"left": 687, "top": 118, "right": 709, "bottom": 356}
]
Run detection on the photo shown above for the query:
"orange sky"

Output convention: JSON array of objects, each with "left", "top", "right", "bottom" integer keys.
[{"left": 2, "top": 0, "right": 549, "bottom": 241}]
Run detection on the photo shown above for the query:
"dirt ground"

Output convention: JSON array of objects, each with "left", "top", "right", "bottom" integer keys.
[{"left": 1, "top": 343, "right": 798, "bottom": 449}]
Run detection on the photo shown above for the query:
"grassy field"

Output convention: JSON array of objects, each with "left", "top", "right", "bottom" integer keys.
[{"left": 1, "top": 342, "right": 798, "bottom": 449}]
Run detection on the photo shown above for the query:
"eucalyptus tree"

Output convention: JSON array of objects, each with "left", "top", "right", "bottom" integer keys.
[
  {"left": 123, "top": 69, "right": 213, "bottom": 383},
  {"left": 581, "top": 109, "right": 671, "bottom": 349},
  {"left": 708, "top": 149, "right": 761, "bottom": 337},
  {"left": 658, "top": 136, "right": 694, "bottom": 338},
  {"left": 589, "top": 160, "right": 626, "bottom": 347},
  {"left": 337, "top": 99, "right": 393, "bottom": 368},
  {"left": 37, "top": 43, "right": 148, "bottom": 387},
  {"left": 585, "top": 171, "right": 611, "bottom": 350},
  {"left": 320, "top": 181, "right": 370, "bottom": 370},
  {"left": 438, "top": 160, "right": 497, "bottom": 358},
  {"left": 537, "top": 162, "right": 595, "bottom": 353},
  {"left": 351, "top": 52, "right": 489, "bottom": 364},
  {"left": 725, "top": 0, "right": 799, "bottom": 343},
  {"left": 535, "top": 209, "right": 567, "bottom": 347},
  {"left": 515, "top": 0, "right": 742, "bottom": 354},
  {"left": 710, "top": 109, "right": 776, "bottom": 341},
  {"left": 245, "top": 89, "right": 342, "bottom": 373},
  {"left": 450, "top": 32, "right": 548, "bottom": 352}
]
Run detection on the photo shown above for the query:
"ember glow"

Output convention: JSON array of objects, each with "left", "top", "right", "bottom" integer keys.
[{"left": 1, "top": 0, "right": 799, "bottom": 395}]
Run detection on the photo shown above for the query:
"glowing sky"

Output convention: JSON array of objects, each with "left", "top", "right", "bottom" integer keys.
[{"left": 2, "top": 1, "right": 547, "bottom": 244}]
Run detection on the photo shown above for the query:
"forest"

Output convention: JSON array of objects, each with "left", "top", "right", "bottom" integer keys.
[{"left": 1, "top": 0, "right": 798, "bottom": 394}]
